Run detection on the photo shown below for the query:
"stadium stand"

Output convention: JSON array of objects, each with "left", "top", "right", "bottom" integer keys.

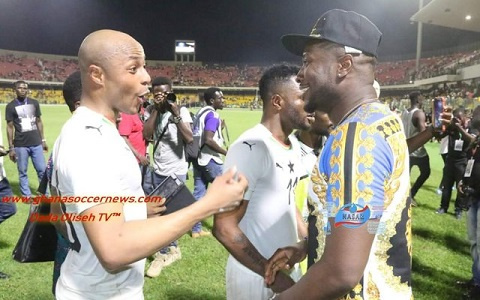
[{"left": 1, "top": 45, "right": 480, "bottom": 108}]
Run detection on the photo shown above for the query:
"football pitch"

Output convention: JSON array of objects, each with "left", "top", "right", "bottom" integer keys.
[{"left": 0, "top": 105, "right": 472, "bottom": 299}]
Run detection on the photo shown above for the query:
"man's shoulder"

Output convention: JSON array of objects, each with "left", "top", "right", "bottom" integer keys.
[
  {"left": 67, "top": 107, "right": 115, "bottom": 136},
  {"left": 231, "top": 125, "right": 268, "bottom": 149},
  {"left": 5, "top": 99, "right": 16, "bottom": 108},
  {"left": 346, "top": 102, "right": 399, "bottom": 125}
]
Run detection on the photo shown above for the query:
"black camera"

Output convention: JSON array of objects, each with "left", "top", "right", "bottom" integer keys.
[
  {"left": 142, "top": 98, "right": 151, "bottom": 108},
  {"left": 464, "top": 186, "right": 476, "bottom": 197},
  {"left": 166, "top": 92, "right": 177, "bottom": 104}
]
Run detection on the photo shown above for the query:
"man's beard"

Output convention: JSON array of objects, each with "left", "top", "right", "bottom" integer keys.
[{"left": 304, "top": 85, "right": 338, "bottom": 114}]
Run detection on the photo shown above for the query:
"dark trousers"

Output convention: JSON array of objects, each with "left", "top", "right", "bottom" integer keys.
[
  {"left": 440, "top": 157, "right": 467, "bottom": 212},
  {"left": 409, "top": 155, "right": 431, "bottom": 198},
  {"left": 0, "top": 178, "right": 15, "bottom": 224}
]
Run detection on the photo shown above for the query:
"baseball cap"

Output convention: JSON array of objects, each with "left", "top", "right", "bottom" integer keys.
[{"left": 282, "top": 9, "right": 382, "bottom": 57}]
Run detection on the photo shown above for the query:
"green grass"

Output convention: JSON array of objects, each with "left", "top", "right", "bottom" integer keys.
[{"left": 0, "top": 105, "right": 472, "bottom": 299}]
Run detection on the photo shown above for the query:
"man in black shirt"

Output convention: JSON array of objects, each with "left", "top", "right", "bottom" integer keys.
[
  {"left": 459, "top": 105, "right": 480, "bottom": 299},
  {"left": 437, "top": 107, "right": 470, "bottom": 219},
  {"left": 5, "top": 81, "right": 48, "bottom": 197}
]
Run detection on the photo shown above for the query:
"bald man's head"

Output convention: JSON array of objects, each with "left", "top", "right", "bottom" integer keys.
[
  {"left": 76, "top": 29, "right": 151, "bottom": 117},
  {"left": 78, "top": 29, "right": 143, "bottom": 74}
]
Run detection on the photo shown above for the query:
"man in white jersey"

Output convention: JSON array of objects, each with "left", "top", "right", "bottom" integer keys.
[
  {"left": 51, "top": 29, "right": 247, "bottom": 300},
  {"left": 213, "top": 64, "right": 313, "bottom": 299},
  {"left": 401, "top": 91, "right": 430, "bottom": 207}
]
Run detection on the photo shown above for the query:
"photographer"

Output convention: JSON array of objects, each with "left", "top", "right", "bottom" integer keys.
[
  {"left": 142, "top": 76, "right": 193, "bottom": 277},
  {"left": 436, "top": 107, "right": 473, "bottom": 218},
  {"left": 458, "top": 105, "right": 480, "bottom": 299}
]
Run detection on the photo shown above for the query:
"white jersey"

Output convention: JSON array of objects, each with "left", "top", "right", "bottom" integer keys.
[
  {"left": 401, "top": 107, "right": 427, "bottom": 157},
  {"left": 52, "top": 107, "right": 147, "bottom": 300},
  {"left": 0, "top": 114, "right": 6, "bottom": 181},
  {"left": 223, "top": 124, "right": 306, "bottom": 298}
]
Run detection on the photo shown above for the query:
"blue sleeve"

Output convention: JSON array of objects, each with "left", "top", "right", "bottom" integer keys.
[
  {"left": 204, "top": 111, "right": 219, "bottom": 132},
  {"left": 321, "top": 121, "right": 393, "bottom": 220}
]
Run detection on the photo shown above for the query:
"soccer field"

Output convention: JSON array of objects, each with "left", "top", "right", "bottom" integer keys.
[{"left": 0, "top": 105, "right": 472, "bottom": 299}]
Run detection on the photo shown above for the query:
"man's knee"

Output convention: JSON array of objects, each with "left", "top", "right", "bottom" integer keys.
[{"left": 0, "top": 203, "right": 17, "bottom": 222}]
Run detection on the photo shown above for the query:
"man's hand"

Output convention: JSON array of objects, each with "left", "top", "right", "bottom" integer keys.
[
  {"left": 138, "top": 154, "right": 149, "bottom": 166},
  {"left": 42, "top": 141, "right": 48, "bottom": 152},
  {"left": 264, "top": 241, "right": 307, "bottom": 286},
  {"left": 269, "top": 272, "right": 296, "bottom": 293},
  {"left": 203, "top": 166, "right": 247, "bottom": 213},
  {"left": 167, "top": 101, "right": 180, "bottom": 117},
  {"left": 8, "top": 149, "right": 16, "bottom": 163},
  {"left": 0, "top": 146, "right": 8, "bottom": 157},
  {"left": 458, "top": 179, "right": 465, "bottom": 195},
  {"left": 438, "top": 106, "right": 452, "bottom": 130},
  {"left": 146, "top": 197, "right": 166, "bottom": 218}
]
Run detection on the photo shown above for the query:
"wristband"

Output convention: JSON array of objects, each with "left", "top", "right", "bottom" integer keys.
[{"left": 172, "top": 116, "right": 182, "bottom": 124}]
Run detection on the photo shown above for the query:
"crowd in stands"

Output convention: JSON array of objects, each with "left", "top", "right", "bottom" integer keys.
[
  {"left": 2, "top": 47, "right": 480, "bottom": 88},
  {"left": 377, "top": 50, "right": 480, "bottom": 85},
  {"left": 381, "top": 80, "right": 480, "bottom": 114}
]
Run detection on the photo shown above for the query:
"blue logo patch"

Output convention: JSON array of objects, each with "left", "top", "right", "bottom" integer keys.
[{"left": 334, "top": 203, "right": 371, "bottom": 228}]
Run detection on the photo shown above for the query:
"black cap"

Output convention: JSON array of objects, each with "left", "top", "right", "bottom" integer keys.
[{"left": 282, "top": 9, "right": 382, "bottom": 57}]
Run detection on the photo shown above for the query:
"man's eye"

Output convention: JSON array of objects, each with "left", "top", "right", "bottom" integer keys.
[{"left": 129, "top": 67, "right": 137, "bottom": 73}]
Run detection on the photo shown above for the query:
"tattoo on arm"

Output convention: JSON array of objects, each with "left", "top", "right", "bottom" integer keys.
[{"left": 232, "top": 232, "right": 266, "bottom": 272}]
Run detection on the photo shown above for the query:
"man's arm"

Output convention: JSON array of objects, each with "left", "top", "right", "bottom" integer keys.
[
  {"left": 171, "top": 106, "right": 193, "bottom": 144},
  {"left": 175, "top": 120, "right": 193, "bottom": 144},
  {"left": 407, "top": 108, "right": 452, "bottom": 154},
  {"left": 203, "top": 113, "right": 227, "bottom": 155},
  {"left": 36, "top": 116, "right": 48, "bottom": 152},
  {"left": 142, "top": 107, "right": 158, "bottom": 141},
  {"left": 407, "top": 126, "right": 434, "bottom": 154},
  {"left": 81, "top": 167, "right": 247, "bottom": 272},
  {"left": 296, "top": 207, "right": 308, "bottom": 240},
  {"left": 277, "top": 222, "right": 375, "bottom": 299},
  {"left": 213, "top": 201, "right": 295, "bottom": 292},
  {"left": 454, "top": 122, "right": 475, "bottom": 145},
  {"left": 6, "top": 121, "right": 16, "bottom": 162},
  {"left": 204, "top": 130, "right": 227, "bottom": 155}
]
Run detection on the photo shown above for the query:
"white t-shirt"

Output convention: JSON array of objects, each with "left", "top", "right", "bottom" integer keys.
[
  {"left": 0, "top": 114, "right": 6, "bottom": 181},
  {"left": 440, "top": 135, "right": 449, "bottom": 155},
  {"left": 152, "top": 107, "right": 193, "bottom": 176},
  {"left": 224, "top": 123, "right": 306, "bottom": 262},
  {"left": 52, "top": 106, "right": 147, "bottom": 300}
]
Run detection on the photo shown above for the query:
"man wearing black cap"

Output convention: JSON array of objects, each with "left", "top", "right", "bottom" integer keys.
[{"left": 265, "top": 9, "right": 412, "bottom": 299}]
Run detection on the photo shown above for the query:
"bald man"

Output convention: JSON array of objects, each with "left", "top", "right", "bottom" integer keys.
[{"left": 51, "top": 30, "right": 247, "bottom": 299}]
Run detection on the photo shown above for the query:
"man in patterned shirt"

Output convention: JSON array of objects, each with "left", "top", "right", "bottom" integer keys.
[{"left": 265, "top": 9, "right": 412, "bottom": 299}]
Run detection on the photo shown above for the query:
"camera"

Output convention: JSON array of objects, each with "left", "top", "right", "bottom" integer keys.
[
  {"left": 165, "top": 92, "right": 177, "bottom": 104},
  {"left": 464, "top": 186, "right": 476, "bottom": 197},
  {"left": 142, "top": 98, "right": 151, "bottom": 108}
]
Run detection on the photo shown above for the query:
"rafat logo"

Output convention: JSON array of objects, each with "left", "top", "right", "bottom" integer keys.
[{"left": 334, "top": 203, "right": 371, "bottom": 228}]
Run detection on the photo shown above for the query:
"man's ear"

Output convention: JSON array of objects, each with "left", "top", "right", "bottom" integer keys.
[
  {"left": 89, "top": 64, "right": 104, "bottom": 86},
  {"left": 337, "top": 54, "right": 353, "bottom": 78},
  {"left": 271, "top": 94, "right": 283, "bottom": 111}
]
